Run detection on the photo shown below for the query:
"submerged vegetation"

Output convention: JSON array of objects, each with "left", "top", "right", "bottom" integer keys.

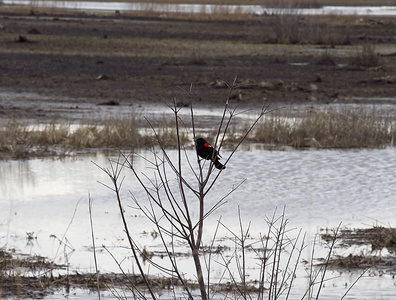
[
  {"left": 0, "top": 107, "right": 394, "bottom": 159},
  {"left": 320, "top": 226, "right": 396, "bottom": 272},
  {"left": 0, "top": 248, "right": 183, "bottom": 299},
  {"left": 2, "top": 225, "right": 395, "bottom": 299}
]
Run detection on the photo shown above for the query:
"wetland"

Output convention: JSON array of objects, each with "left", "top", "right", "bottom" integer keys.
[{"left": 1, "top": 1, "right": 396, "bottom": 299}]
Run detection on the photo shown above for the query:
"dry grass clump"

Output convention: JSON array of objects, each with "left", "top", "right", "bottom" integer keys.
[
  {"left": 324, "top": 226, "right": 396, "bottom": 253},
  {"left": 1, "top": 107, "right": 395, "bottom": 159},
  {"left": 0, "top": 248, "right": 68, "bottom": 299},
  {"left": 35, "top": 124, "right": 70, "bottom": 145},
  {"left": 0, "top": 121, "right": 33, "bottom": 159},
  {"left": 253, "top": 108, "right": 395, "bottom": 148},
  {"left": 156, "top": 126, "right": 189, "bottom": 147},
  {"left": 315, "top": 51, "right": 336, "bottom": 65},
  {"left": 320, "top": 253, "right": 393, "bottom": 270},
  {"left": 348, "top": 45, "right": 380, "bottom": 68},
  {"left": 0, "top": 248, "right": 161, "bottom": 298},
  {"left": 320, "top": 225, "right": 396, "bottom": 271},
  {"left": 0, "top": 115, "right": 191, "bottom": 158},
  {"left": 268, "top": 14, "right": 351, "bottom": 45},
  {"left": 64, "top": 117, "right": 141, "bottom": 148}
]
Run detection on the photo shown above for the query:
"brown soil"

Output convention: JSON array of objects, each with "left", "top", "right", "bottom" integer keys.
[{"left": 0, "top": 9, "right": 396, "bottom": 124}]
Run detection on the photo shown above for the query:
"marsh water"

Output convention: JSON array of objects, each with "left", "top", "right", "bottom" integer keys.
[
  {"left": 3, "top": 0, "right": 396, "bottom": 16},
  {"left": 1, "top": 96, "right": 396, "bottom": 299},
  {"left": 1, "top": 144, "right": 396, "bottom": 299}
]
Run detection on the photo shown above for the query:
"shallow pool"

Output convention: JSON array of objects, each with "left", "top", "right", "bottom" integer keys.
[{"left": 1, "top": 146, "right": 396, "bottom": 299}]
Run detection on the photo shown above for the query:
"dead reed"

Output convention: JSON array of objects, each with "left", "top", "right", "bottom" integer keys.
[
  {"left": 0, "top": 115, "right": 191, "bottom": 158},
  {"left": 252, "top": 107, "right": 395, "bottom": 148},
  {"left": 315, "top": 50, "right": 337, "bottom": 65},
  {"left": 63, "top": 117, "right": 142, "bottom": 148},
  {"left": 268, "top": 14, "right": 352, "bottom": 45},
  {"left": 0, "top": 107, "right": 394, "bottom": 158},
  {"left": 348, "top": 45, "right": 381, "bottom": 68},
  {"left": 320, "top": 225, "right": 396, "bottom": 271}
]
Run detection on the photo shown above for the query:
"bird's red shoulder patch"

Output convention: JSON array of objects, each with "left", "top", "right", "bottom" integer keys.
[{"left": 204, "top": 143, "right": 211, "bottom": 147}]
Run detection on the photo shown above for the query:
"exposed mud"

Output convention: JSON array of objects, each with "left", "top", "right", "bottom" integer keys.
[
  {"left": 320, "top": 226, "right": 396, "bottom": 274},
  {"left": 0, "top": 11, "right": 396, "bottom": 125},
  {"left": 0, "top": 248, "right": 188, "bottom": 299},
  {"left": 2, "top": 225, "right": 396, "bottom": 299}
]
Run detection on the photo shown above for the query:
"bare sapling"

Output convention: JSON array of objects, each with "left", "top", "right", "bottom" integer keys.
[
  {"left": 95, "top": 80, "right": 360, "bottom": 300},
  {"left": 96, "top": 78, "right": 270, "bottom": 299}
]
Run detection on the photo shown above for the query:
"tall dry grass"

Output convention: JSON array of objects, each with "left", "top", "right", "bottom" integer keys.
[
  {"left": 253, "top": 108, "right": 395, "bottom": 148},
  {"left": 0, "top": 115, "right": 188, "bottom": 158},
  {"left": 63, "top": 117, "right": 142, "bottom": 148},
  {"left": 348, "top": 45, "right": 381, "bottom": 68},
  {"left": 0, "top": 107, "right": 394, "bottom": 158},
  {"left": 268, "top": 13, "right": 352, "bottom": 45}
]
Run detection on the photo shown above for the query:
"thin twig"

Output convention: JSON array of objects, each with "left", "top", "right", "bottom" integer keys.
[{"left": 88, "top": 194, "right": 101, "bottom": 300}]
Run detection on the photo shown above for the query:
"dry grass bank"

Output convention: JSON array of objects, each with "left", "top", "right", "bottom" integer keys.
[
  {"left": 252, "top": 108, "right": 395, "bottom": 148},
  {"left": 0, "top": 116, "right": 190, "bottom": 159},
  {"left": 0, "top": 107, "right": 394, "bottom": 159}
]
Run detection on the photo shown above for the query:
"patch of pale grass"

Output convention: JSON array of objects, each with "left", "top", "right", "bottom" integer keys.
[
  {"left": 63, "top": 116, "right": 143, "bottom": 149},
  {"left": 35, "top": 124, "right": 70, "bottom": 145},
  {"left": 253, "top": 108, "right": 395, "bottom": 148},
  {"left": 1, "top": 107, "right": 394, "bottom": 159},
  {"left": 0, "top": 115, "right": 191, "bottom": 158},
  {"left": 0, "top": 121, "right": 31, "bottom": 158}
]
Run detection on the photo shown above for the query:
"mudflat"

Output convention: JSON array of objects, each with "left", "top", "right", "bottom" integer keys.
[{"left": 0, "top": 7, "right": 396, "bottom": 122}]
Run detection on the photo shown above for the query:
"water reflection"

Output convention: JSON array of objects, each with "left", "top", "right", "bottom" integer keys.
[
  {"left": 1, "top": 148, "right": 396, "bottom": 298},
  {"left": 2, "top": 148, "right": 396, "bottom": 232},
  {"left": 0, "top": 160, "right": 36, "bottom": 201}
]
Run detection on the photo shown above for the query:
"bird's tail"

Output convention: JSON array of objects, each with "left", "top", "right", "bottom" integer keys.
[{"left": 214, "top": 159, "right": 226, "bottom": 170}]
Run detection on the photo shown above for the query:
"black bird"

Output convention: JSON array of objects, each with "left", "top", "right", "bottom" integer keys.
[{"left": 195, "top": 138, "right": 225, "bottom": 170}]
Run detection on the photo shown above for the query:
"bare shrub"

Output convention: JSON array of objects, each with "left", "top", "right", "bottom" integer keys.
[
  {"left": 315, "top": 51, "right": 336, "bottom": 65},
  {"left": 96, "top": 81, "right": 270, "bottom": 299},
  {"left": 270, "top": 14, "right": 302, "bottom": 44},
  {"left": 304, "top": 16, "right": 351, "bottom": 46},
  {"left": 94, "top": 83, "right": 361, "bottom": 300},
  {"left": 348, "top": 45, "right": 380, "bottom": 68},
  {"left": 266, "top": 4, "right": 351, "bottom": 45}
]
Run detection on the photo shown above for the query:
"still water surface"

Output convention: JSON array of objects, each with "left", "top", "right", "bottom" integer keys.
[{"left": 1, "top": 147, "right": 396, "bottom": 298}]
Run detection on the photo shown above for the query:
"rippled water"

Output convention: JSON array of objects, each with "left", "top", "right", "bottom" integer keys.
[{"left": 1, "top": 147, "right": 396, "bottom": 299}]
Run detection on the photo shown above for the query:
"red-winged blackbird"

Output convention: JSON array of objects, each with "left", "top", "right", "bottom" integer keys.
[{"left": 195, "top": 138, "right": 226, "bottom": 170}]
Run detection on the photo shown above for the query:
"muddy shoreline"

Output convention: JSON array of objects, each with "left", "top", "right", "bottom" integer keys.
[
  {"left": 1, "top": 11, "right": 396, "bottom": 124},
  {"left": 2, "top": 225, "right": 396, "bottom": 299}
]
